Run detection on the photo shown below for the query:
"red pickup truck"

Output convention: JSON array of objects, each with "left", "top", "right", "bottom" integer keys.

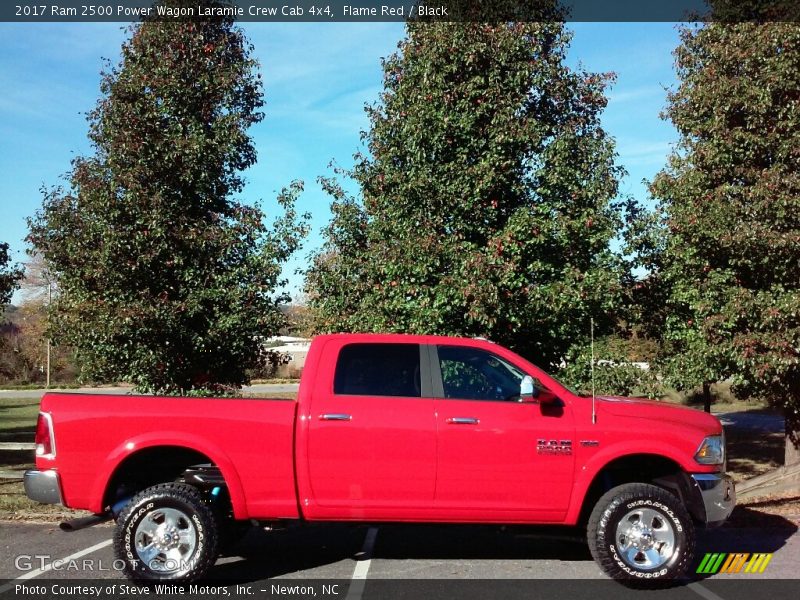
[{"left": 25, "top": 333, "right": 734, "bottom": 582}]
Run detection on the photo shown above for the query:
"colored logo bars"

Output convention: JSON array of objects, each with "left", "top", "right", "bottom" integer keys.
[{"left": 696, "top": 553, "right": 773, "bottom": 574}]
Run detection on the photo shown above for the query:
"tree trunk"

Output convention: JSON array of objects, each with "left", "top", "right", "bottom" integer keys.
[
  {"left": 786, "top": 409, "right": 800, "bottom": 466},
  {"left": 702, "top": 381, "right": 712, "bottom": 413}
]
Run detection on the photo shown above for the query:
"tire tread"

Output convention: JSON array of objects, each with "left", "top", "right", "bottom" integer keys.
[
  {"left": 113, "top": 482, "right": 219, "bottom": 582},
  {"left": 587, "top": 482, "right": 695, "bottom": 582}
]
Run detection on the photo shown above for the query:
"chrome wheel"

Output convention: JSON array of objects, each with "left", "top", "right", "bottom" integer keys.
[
  {"left": 614, "top": 507, "right": 676, "bottom": 570},
  {"left": 134, "top": 507, "right": 197, "bottom": 574}
]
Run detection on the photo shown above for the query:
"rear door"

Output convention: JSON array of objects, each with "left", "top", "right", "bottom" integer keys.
[
  {"left": 432, "top": 344, "right": 575, "bottom": 519},
  {"left": 306, "top": 341, "right": 437, "bottom": 514}
]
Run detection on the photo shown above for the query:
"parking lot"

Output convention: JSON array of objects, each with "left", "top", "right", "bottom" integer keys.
[{"left": 1, "top": 517, "right": 799, "bottom": 599}]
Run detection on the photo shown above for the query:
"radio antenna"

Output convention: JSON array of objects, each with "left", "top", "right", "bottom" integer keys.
[{"left": 591, "top": 317, "right": 597, "bottom": 424}]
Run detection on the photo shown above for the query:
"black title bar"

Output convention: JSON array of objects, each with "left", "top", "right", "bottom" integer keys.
[{"left": 4, "top": 0, "right": 800, "bottom": 23}]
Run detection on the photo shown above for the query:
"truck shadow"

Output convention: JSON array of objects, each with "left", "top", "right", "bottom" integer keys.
[
  {"left": 366, "top": 523, "right": 591, "bottom": 560},
  {"left": 208, "top": 510, "right": 798, "bottom": 584},
  {"left": 209, "top": 523, "right": 372, "bottom": 581},
  {"left": 209, "top": 523, "right": 589, "bottom": 582}
]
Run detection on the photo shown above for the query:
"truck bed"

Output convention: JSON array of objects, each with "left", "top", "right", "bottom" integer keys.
[{"left": 40, "top": 392, "right": 299, "bottom": 519}]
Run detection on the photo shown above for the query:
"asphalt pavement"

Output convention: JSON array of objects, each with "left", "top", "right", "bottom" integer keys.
[
  {"left": 0, "top": 518, "right": 798, "bottom": 593},
  {"left": 716, "top": 411, "right": 784, "bottom": 434}
]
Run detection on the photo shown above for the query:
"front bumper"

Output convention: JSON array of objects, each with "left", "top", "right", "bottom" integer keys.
[
  {"left": 690, "top": 473, "right": 736, "bottom": 526},
  {"left": 24, "top": 469, "right": 64, "bottom": 505}
]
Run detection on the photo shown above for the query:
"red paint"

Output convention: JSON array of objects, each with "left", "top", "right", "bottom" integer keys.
[{"left": 35, "top": 333, "right": 724, "bottom": 525}]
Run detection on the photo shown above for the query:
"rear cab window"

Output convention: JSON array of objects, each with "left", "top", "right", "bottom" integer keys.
[{"left": 334, "top": 343, "right": 421, "bottom": 398}]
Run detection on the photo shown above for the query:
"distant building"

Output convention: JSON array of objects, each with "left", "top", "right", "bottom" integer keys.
[{"left": 263, "top": 336, "right": 311, "bottom": 377}]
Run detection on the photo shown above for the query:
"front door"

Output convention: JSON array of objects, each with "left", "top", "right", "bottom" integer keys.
[{"left": 432, "top": 344, "right": 575, "bottom": 519}]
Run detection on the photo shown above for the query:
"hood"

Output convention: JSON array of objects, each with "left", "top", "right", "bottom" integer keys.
[{"left": 598, "top": 395, "right": 722, "bottom": 435}]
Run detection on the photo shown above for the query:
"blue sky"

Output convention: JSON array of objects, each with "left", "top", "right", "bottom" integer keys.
[{"left": 0, "top": 22, "right": 681, "bottom": 301}]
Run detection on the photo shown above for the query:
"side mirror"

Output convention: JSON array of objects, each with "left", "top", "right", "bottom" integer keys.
[
  {"left": 520, "top": 375, "right": 538, "bottom": 402},
  {"left": 520, "top": 375, "right": 557, "bottom": 404}
]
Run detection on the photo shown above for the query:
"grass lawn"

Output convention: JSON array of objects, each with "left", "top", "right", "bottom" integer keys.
[
  {"left": 0, "top": 396, "right": 51, "bottom": 519},
  {"left": 0, "top": 397, "right": 40, "bottom": 440},
  {"left": 0, "top": 383, "right": 83, "bottom": 391},
  {"left": 0, "top": 396, "right": 38, "bottom": 478}
]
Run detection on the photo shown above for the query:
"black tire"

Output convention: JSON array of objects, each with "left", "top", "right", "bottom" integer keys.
[
  {"left": 588, "top": 483, "right": 695, "bottom": 582},
  {"left": 114, "top": 483, "right": 219, "bottom": 582}
]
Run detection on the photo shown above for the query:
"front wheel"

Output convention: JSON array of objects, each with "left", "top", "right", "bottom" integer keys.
[
  {"left": 114, "top": 483, "right": 219, "bottom": 582},
  {"left": 588, "top": 483, "right": 695, "bottom": 581}
]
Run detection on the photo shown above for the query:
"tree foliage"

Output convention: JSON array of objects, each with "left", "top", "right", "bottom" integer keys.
[
  {"left": 651, "top": 21, "right": 800, "bottom": 454},
  {"left": 306, "top": 21, "right": 629, "bottom": 368},
  {"left": 0, "top": 243, "right": 26, "bottom": 382},
  {"left": 559, "top": 337, "right": 660, "bottom": 399},
  {"left": 0, "top": 300, "right": 77, "bottom": 385},
  {"left": 0, "top": 243, "right": 23, "bottom": 310},
  {"left": 28, "top": 1, "right": 308, "bottom": 395}
]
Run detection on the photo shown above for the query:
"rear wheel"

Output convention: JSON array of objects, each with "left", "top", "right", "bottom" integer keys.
[
  {"left": 588, "top": 483, "right": 694, "bottom": 581},
  {"left": 114, "top": 483, "right": 219, "bottom": 582}
]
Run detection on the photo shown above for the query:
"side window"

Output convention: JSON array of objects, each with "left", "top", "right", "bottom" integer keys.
[
  {"left": 334, "top": 343, "right": 421, "bottom": 398},
  {"left": 437, "top": 345, "right": 525, "bottom": 401}
]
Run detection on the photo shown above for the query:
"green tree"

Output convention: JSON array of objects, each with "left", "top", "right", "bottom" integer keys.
[
  {"left": 559, "top": 336, "right": 660, "bottom": 399},
  {"left": 0, "top": 243, "right": 23, "bottom": 310},
  {"left": 28, "top": 2, "right": 308, "bottom": 395},
  {"left": 306, "top": 21, "right": 629, "bottom": 368},
  {"left": 0, "top": 242, "right": 24, "bottom": 384},
  {"left": 652, "top": 21, "right": 800, "bottom": 463}
]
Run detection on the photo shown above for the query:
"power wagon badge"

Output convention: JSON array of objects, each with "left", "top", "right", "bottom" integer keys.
[{"left": 537, "top": 439, "right": 573, "bottom": 455}]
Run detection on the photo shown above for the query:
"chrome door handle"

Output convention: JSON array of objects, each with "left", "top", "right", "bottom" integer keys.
[
  {"left": 320, "top": 413, "right": 352, "bottom": 421},
  {"left": 446, "top": 417, "right": 479, "bottom": 425}
]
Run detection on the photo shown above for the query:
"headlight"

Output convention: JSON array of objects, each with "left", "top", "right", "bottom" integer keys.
[{"left": 695, "top": 434, "right": 725, "bottom": 465}]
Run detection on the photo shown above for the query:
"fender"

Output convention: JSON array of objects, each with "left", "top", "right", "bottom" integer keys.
[
  {"left": 565, "top": 440, "right": 698, "bottom": 524},
  {"left": 89, "top": 431, "right": 249, "bottom": 519}
]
